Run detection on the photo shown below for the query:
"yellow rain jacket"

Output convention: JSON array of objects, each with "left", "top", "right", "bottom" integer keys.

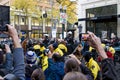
[
  {"left": 33, "top": 45, "right": 40, "bottom": 50},
  {"left": 109, "top": 47, "right": 115, "bottom": 56},
  {"left": 58, "top": 44, "right": 67, "bottom": 53},
  {"left": 89, "top": 46, "right": 94, "bottom": 52},
  {"left": 37, "top": 54, "right": 48, "bottom": 71},
  {"left": 36, "top": 46, "right": 48, "bottom": 71},
  {"left": 40, "top": 46, "right": 46, "bottom": 52},
  {"left": 53, "top": 48, "right": 64, "bottom": 56},
  {"left": 86, "top": 58, "right": 100, "bottom": 80}
]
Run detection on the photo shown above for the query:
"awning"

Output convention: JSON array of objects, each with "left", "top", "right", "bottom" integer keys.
[{"left": 78, "top": 14, "right": 120, "bottom": 21}]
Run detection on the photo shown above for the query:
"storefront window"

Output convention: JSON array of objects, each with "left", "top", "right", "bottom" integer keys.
[
  {"left": 86, "top": 4, "right": 117, "bottom": 39},
  {"left": 86, "top": 4, "right": 117, "bottom": 18}
]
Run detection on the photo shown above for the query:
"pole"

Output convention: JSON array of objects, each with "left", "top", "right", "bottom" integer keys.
[
  {"left": 39, "top": 19, "right": 40, "bottom": 38},
  {"left": 62, "top": 24, "right": 65, "bottom": 39},
  {"left": 42, "top": 16, "right": 43, "bottom": 38},
  {"left": 42, "top": 10, "right": 46, "bottom": 37},
  {"left": 60, "top": 6, "right": 67, "bottom": 39},
  {"left": 50, "top": 0, "right": 54, "bottom": 38}
]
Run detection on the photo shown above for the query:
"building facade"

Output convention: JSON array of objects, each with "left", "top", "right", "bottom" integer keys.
[
  {"left": 78, "top": 0, "right": 120, "bottom": 39},
  {"left": 0, "top": 0, "right": 62, "bottom": 38}
]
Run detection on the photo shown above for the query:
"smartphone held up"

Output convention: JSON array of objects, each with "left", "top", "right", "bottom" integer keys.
[
  {"left": 0, "top": 5, "right": 10, "bottom": 38},
  {"left": 79, "top": 33, "right": 89, "bottom": 42}
]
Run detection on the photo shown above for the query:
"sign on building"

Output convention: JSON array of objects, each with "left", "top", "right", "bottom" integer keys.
[
  {"left": 60, "top": 13, "right": 67, "bottom": 24},
  {"left": 52, "top": 29, "right": 56, "bottom": 38}
]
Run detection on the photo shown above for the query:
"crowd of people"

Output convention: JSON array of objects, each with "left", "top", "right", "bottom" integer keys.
[{"left": 0, "top": 24, "right": 119, "bottom": 80}]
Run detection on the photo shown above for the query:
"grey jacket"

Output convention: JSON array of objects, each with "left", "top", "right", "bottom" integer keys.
[{"left": 12, "top": 48, "right": 25, "bottom": 80}]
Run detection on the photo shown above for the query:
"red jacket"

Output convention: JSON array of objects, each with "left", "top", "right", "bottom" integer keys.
[{"left": 106, "top": 51, "right": 114, "bottom": 60}]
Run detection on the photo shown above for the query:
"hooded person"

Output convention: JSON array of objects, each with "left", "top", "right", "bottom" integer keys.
[
  {"left": 58, "top": 40, "right": 68, "bottom": 56},
  {"left": 33, "top": 45, "right": 41, "bottom": 56},
  {"left": 36, "top": 43, "right": 48, "bottom": 71},
  {"left": 52, "top": 43, "right": 64, "bottom": 56},
  {"left": 83, "top": 51, "right": 101, "bottom": 80}
]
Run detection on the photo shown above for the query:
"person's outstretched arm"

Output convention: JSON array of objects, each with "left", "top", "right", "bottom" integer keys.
[
  {"left": 7, "top": 24, "right": 25, "bottom": 80},
  {"left": 87, "top": 31, "right": 118, "bottom": 80}
]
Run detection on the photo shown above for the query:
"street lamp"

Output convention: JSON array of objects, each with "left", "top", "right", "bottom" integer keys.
[
  {"left": 60, "top": 5, "right": 67, "bottom": 39},
  {"left": 41, "top": 10, "right": 47, "bottom": 37}
]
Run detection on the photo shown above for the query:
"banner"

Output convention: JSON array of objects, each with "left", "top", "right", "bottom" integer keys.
[
  {"left": 60, "top": 13, "right": 67, "bottom": 24},
  {"left": 52, "top": 29, "right": 56, "bottom": 38}
]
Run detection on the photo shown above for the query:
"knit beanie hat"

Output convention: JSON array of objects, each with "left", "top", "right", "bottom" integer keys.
[{"left": 26, "top": 51, "right": 37, "bottom": 64}]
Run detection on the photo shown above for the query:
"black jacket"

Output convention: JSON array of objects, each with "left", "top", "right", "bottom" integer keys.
[
  {"left": 80, "top": 64, "right": 94, "bottom": 80},
  {"left": 101, "top": 58, "right": 118, "bottom": 80}
]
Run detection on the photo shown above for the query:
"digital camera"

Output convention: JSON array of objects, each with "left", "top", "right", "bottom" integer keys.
[
  {"left": 0, "top": 40, "right": 13, "bottom": 49},
  {"left": 43, "top": 49, "right": 50, "bottom": 55}
]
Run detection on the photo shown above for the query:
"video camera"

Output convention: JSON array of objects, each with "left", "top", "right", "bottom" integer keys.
[{"left": 0, "top": 40, "right": 13, "bottom": 49}]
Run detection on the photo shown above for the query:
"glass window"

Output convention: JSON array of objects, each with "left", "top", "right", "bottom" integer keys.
[
  {"left": 86, "top": 4, "right": 117, "bottom": 18},
  {"left": 86, "top": 4, "right": 117, "bottom": 39}
]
